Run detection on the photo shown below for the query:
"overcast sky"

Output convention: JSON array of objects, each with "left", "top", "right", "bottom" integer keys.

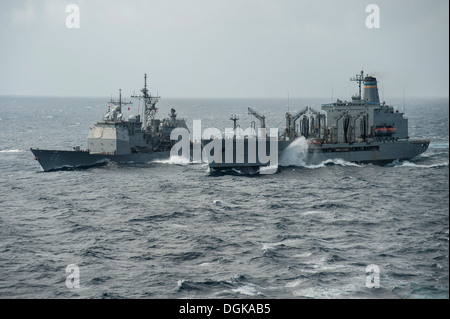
[{"left": 0, "top": 0, "right": 448, "bottom": 98}]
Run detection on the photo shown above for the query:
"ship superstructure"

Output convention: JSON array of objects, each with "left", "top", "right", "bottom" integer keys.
[
  {"left": 31, "top": 74, "right": 189, "bottom": 171},
  {"left": 202, "top": 71, "right": 430, "bottom": 171}
]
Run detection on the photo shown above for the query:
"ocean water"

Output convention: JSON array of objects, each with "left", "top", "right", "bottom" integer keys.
[{"left": 0, "top": 95, "right": 448, "bottom": 299}]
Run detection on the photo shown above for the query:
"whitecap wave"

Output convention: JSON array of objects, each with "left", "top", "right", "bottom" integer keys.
[
  {"left": 393, "top": 161, "right": 449, "bottom": 168},
  {"left": 152, "top": 155, "right": 191, "bottom": 165},
  {"left": 285, "top": 279, "right": 303, "bottom": 288},
  {"left": 258, "top": 164, "right": 278, "bottom": 174},
  {"left": 306, "top": 158, "right": 364, "bottom": 168},
  {"left": 232, "top": 284, "right": 262, "bottom": 296},
  {"left": 0, "top": 149, "right": 23, "bottom": 153},
  {"left": 429, "top": 143, "right": 449, "bottom": 149},
  {"left": 302, "top": 210, "right": 328, "bottom": 216}
]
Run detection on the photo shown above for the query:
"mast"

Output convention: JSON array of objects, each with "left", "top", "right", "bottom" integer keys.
[
  {"left": 230, "top": 115, "right": 239, "bottom": 134},
  {"left": 287, "top": 90, "right": 290, "bottom": 113},
  {"left": 107, "top": 88, "right": 131, "bottom": 121},
  {"left": 131, "top": 73, "right": 160, "bottom": 131},
  {"left": 109, "top": 89, "right": 132, "bottom": 110},
  {"left": 403, "top": 89, "right": 406, "bottom": 113},
  {"left": 350, "top": 70, "right": 364, "bottom": 100}
]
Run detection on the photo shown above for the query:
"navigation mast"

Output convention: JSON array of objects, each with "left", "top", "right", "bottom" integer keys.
[
  {"left": 109, "top": 89, "right": 132, "bottom": 111},
  {"left": 131, "top": 73, "right": 161, "bottom": 131},
  {"left": 350, "top": 70, "right": 364, "bottom": 100},
  {"left": 106, "top": 89, "right": 132, "bottom": 121}
]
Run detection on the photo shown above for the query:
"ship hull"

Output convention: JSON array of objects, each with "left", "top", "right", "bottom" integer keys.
[
  {"left": 202, "top": 138, "right": 430, "bottom": 171},
  {"left": 303, "top": 139, "right": 429, "bottom": 165},
  {"left": 30, "top": 148, "right": 170, "bottom": 172}
]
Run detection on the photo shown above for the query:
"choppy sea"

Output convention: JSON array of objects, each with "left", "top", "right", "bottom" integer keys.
[{"left": 0, "top": 95, "right": 448, "bottom": 299}]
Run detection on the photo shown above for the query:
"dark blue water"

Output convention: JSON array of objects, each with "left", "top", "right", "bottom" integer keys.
[{"left": 0, "top": 95, "right": 448, "bottom": 298}]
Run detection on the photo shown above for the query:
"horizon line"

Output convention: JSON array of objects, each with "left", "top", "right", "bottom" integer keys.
[{"left": 1, "top": 94, "right": 449, "bottom": 100}]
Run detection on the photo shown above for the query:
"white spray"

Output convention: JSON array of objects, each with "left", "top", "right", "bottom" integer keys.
[{"left": 279, "top": 137, "right": 309, "bottom": 167}]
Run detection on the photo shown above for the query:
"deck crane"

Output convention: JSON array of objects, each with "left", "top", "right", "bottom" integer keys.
[
  {"left": 285, "top": 106, "right": 308, "bottom": 139},
  {"left": 247, "top": 107, "right": 265, "bottom": 128},
  {"left": 307, "top": 107, "right": 326, "bottom": 138},
  {"left": 247, "top": 107, "right": 266, "bottom": 138}
]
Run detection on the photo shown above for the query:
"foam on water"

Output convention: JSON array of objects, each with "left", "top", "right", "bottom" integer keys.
[
  {"left": 429, "top": 143, "right": 449, "bottom": 149},
  {"left": 0, "top": 149, "right": 23, "bottom": 153},
  {"left": 279, "top": 136, "right": 309, "bottom": 167},
  {"left": 391, "top": 160, "right": 449, "bottom": 168},
  {"left": 152, "top": 155, "right": 191, "bottom": 165},
  {"left": 232, "top": 284, "right": 262, "bottom": 296},
  {"left": 285, "top": 279, "right": 304, "bottom": 288},
  {"left": 279, "top": 137, "right": 364, "bottom": 168}
]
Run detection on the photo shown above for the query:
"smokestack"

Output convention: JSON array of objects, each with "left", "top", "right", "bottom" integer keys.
[{"left": 363, "top": 75, "right": 380, "bottom": 103}]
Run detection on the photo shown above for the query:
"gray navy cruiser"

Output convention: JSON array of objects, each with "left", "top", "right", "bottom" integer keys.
[
  {"left": 31, "top": 74, "right": 189, "bottom": 171},
  {"left": 202, "top": 71, "right": 430, "bottom": 171}
]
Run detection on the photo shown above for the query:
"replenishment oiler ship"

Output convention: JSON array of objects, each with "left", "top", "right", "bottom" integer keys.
[
  {"left": 202, "top": 71, "right": 430, "bottom": 171},
  {"left": 31, "top": 74, "right": 189, "bottom": 171}
]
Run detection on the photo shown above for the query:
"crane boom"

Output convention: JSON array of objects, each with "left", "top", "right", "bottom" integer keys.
[
  {"left": 290, "top": 106, "right": 309, "bottom": 122},
  {"left": 247, "top": 107, "right": 265, "bottom": 128}
]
